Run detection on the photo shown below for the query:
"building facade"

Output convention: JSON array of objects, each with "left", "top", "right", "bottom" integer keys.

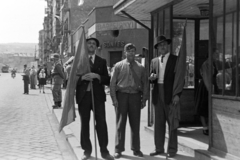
[
  {"left": 73, "top": 5, "right": 148, "bottom": 67},
  {"left": 113, "top": 0, "right": 240, "bottom": 159}
]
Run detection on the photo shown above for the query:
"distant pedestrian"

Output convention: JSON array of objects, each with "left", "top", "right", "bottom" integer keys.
[
  {"left": 30, "top": 66, "right": 37, "bottom": 89},
  {"left": 39, "top": 69, "right": 46, "bottom": 93},
  {"left": 37, "top": 65, "right": 42, "bottom": 87},
  {"left": 22, "top": 64, "right": 30, "bottom": 94},
  {"left": 50, "top": 53, "right": 65, "bottom": 109},
  {"left": 110, "top": 43, "right": 148, "bottom": 159}
]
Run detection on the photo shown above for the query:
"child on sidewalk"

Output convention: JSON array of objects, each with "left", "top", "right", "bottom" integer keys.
[{"left": 39, "top": 69, "right": 46, "bottom": 93}]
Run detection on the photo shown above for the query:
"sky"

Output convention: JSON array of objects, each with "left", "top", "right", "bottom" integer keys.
[{"left": 0, "top": 0, "right": 46, "bottom": 43}]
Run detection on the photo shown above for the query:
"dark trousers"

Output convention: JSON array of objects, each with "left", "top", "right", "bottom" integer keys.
[
  {"left": 115, "top": 92, "right": 141, "bottom": 153},
  {"left": 78, "top": 92, "right": 109, "bottom": 156},
  {"left": 23, "top": 80, "right": 29, "bottom": 94},
  {"left": 154, "top": 84, "right": 178, "bottom": 153},
  {"left": 52, "top": 84, "right": 62, "bottom": 102}
]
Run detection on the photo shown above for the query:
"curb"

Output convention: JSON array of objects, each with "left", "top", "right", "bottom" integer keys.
[{"left": 44, "top": 87, "right": 82, "bottom": 160}]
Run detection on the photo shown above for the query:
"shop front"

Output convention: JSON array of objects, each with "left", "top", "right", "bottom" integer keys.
[
  {"left": 114, "top": 0, "right": 240, "bottom": 159},
  {"left": 83, "top": 6, "right": 148, "bottom": 68}
]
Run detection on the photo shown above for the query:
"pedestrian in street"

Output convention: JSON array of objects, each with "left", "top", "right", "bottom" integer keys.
[
  {"left": 50, "top": 53, "right": 65, "bottom": 109},
  {"left": 37, "top": 64, "right": 42, "bottom": 88},
  {"left": 30, "top": 66, "right": 37, "bottom": 89},
  {"left": 39, "top": 69, "right": 46, "bottom": 93},
  {"left": 22, "top": 64, "right": 30, "bottom": 94},
  {"left": 149, "top": 35, "right": 181, "bottom": 158},
  {"left": 76, "top": 37, "right": 113, "bottom": 160},
  {"left": 110, "top": 43, "right": 148, "bottom": 159}
]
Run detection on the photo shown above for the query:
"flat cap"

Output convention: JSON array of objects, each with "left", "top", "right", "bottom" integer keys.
[{"left": 124, "top": 43, "right": 136, "bottom": 51}]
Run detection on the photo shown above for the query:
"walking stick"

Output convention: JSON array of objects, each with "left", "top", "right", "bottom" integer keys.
[{"left": 90, "top": 81, "right": 98, "bottom": 160}]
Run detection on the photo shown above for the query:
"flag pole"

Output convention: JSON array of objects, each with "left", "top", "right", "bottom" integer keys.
[{"left": 90, "top": 81, "right": 98, "bottom": 160}]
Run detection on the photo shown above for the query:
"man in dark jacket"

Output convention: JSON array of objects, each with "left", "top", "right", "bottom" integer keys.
[
  {"left": 22, "top": 64, "right": 30, "bottom": 94},
  {"left": 149, "top": 35, "right": 180, "bottom": 158},
  {"left": 50, "top": 53, "right": 65, "bottom": 109},
  {"left": 76, "top": 37, "right": 114, "bottom": 160}
]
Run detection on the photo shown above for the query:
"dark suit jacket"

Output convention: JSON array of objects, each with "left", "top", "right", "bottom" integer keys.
[
  {"left": 76, "top": 55, "right": 110, "bottom": 104},
  {"left": 150, "top": 54, "right": 179, "bottom": 105}
]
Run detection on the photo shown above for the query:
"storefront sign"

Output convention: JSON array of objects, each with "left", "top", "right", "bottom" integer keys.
[
  {"left": 96, "top": 21, "right": 135, "bottom": 31},
  {"left": 103, "top": 41, "right": 125, "bottom": 48}
]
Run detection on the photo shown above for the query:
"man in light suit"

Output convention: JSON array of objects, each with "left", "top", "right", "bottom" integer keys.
[
  {"left": 149, "top": 35, "right": 181, "bottom": 158},
  {"left": 50, "top": 53, "right": 65, "bottom": 109},
  {"left": 76, "top": 37, "right": 114, "bottom": 160}
]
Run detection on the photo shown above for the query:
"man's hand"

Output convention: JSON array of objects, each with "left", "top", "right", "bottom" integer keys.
[
  {"left": 81, "top": 73, "right": 100, "bottom": 81},
  {"left": 113, "top": 99, "right": 118, "bottom": 107},
  {"left": 149, "top": 73, "right": 157, "bottom": 81},
  {"left": 172, "top": 95, "right": 180, "bottom": 107}
]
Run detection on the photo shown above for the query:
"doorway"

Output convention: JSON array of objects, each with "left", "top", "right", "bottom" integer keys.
[{"left": 109, "top": 51, "right": 122, "bottom": 67}]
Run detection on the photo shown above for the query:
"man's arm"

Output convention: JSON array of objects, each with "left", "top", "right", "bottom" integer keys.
[
  {"left": 149, "top": 59, "right": 158, "bottom": 83},
  {"left": 110, "top": 65, "right": 119, "bottom": 107},
  {"left": 56, "top": 64, "right": 65, "bottom": 79},
  {"left": 99, "top": 59, "right": 110, "bottom": 85}
]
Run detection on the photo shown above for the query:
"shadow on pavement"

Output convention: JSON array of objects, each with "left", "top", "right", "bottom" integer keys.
[{"left": 87, "top": 153, "right": 194, "bottom": 160}]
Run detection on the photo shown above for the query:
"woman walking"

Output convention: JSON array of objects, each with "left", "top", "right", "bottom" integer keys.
[{"left": 39, "top": 69, "right": 46, "bottom": 93}]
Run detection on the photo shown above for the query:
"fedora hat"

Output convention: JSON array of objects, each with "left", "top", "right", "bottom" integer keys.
[
  {"left": 154, "top": 35, "right": 171, "bottom": 49},
  {"left": 86, "top": 37, "right": 100, "bottom": 47}
]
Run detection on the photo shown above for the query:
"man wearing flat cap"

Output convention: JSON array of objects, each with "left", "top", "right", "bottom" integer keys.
[
  {"left": 50, "top": 53, "right": 65, "bottom": 109},
  {"left": 149, "top": 35, "right": 181, "bottom": 158},
  {"left": 110, "top": 43, "right": 148, "bottom": 159},
  {"left": 76, "top": 37, "right": 114, "bottom": 160}
]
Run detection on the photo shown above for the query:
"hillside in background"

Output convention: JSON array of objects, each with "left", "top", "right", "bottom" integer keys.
[{"left": 0, "top": 43, "right": 37, "bottom": 53}]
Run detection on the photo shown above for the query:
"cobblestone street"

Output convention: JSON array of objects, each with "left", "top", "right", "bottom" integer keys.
[{"left": 0, "top": 73, "right": 77, "bottom": 160}]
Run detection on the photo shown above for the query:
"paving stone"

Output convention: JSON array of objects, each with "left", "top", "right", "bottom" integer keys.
[{"left": 0, "top": 74, "right": 77, "bottom": 160}]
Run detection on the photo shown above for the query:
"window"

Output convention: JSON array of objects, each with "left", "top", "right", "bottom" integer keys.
[{"left": 213, "top": 0, "right": 240, "bottom": 96}]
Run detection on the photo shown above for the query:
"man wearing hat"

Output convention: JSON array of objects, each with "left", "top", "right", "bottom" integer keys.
[
  {"left": 110, "top": 43, "right": 148, "bottom": 159},
  {"left": 149, "top": 35, "right": 181, "bottom": 158},
  {"left": 50, "top": 53, "right": 65, "bottom": 109},
  {"left": 22, "top": 64, "right": 30, "bottom": 94},
  {"left": 76, "top": 37, "right": 114, "bottom": 160}
]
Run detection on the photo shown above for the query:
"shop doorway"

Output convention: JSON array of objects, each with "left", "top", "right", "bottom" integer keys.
[{"left": 109, "top": 51, "right": 122, "bottom": 67}]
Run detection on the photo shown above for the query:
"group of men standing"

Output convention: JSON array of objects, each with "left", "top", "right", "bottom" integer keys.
[
  {"left": 72, "top": 35, "right": 181, "bottom": 160},
  {"left": 22, "top": 34, "right": 181, "bottom": 160}
]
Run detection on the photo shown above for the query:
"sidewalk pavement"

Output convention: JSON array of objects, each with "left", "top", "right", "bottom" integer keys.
[{"left": 44, "top": 85, "right": 195, "bottom": 160}]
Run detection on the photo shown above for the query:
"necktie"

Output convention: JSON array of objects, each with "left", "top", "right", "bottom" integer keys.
[
  {"left": 89, "top": 56, "right": 93, "bottom": 68},
  {"left": 161, "top": 55, "right": 165, "bottom": 63}
]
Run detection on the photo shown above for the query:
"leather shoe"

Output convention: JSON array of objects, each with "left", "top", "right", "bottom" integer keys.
[
  {"left": 114, "top": 152, "right": 122, "bottom": 159},
  {"left": 102, "top": 153, "right": 114, "bottom": 160},
  {"left": 81, "top": 154, "right": 90, "bottom": 160},
  {"left": 149, "top": 151, "right": 164, "bottom": 156},
  {"left": 168, "top": 153, "right": 176, "bottom": 158},
  {"left": 133, "top": 150, "right": 143, "bottom": 157}
]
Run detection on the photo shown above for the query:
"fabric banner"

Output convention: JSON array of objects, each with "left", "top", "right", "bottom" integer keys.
[
  {"left": 59, "top": 26, "right": 90, "bottom": 132},
  {"left": 169, "top": 20, "right": 187, "bottom": 131}
]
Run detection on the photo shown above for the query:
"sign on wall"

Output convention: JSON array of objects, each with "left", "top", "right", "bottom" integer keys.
[{"left": 103, "top": 41, "right": 125, "bottom": 48}]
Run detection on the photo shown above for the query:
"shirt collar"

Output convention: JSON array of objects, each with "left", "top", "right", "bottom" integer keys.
[
  {"left": 161, "top": 52, "right": 170, "bottom": 58},
  {"left": 89, "top": 54, "right": 96, "bottom": 62}
]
